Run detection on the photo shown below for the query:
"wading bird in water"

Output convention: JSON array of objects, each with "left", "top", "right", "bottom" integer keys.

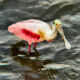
[{"left": 8, "top": 19, "right": 71, "bottom": 53}]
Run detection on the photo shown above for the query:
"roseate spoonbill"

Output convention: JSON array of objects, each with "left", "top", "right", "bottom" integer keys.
[{"left": 8, "top": 19, "right": 71, "bottom": 53}]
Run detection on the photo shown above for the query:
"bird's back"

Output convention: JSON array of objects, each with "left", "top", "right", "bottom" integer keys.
[{"left": 15, "top": 19, "right": 51, "bottom": 33}]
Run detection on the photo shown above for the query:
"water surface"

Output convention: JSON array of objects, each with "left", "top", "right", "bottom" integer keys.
[{"left": 0, "top": 0, "right": 80, "bottom": 80}]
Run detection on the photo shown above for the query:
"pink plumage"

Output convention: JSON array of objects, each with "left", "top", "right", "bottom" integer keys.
[{"left": 8, "top": 19, "right": 53, "bottom": 53}]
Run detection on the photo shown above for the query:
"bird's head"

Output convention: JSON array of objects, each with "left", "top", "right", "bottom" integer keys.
[
  {"left": 54, "top": 19, "right": 62, "bottom": 29},
  {"left": 52, "top": 19, "right": 71, "bottom": 49}
]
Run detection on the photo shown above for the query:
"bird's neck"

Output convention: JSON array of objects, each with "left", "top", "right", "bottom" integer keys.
[
  {"left": 51, "top": 24, "right": 57, "bottom": 33},
  {"left": 51, "top": 24, "right": 57, "bottom": 39}
]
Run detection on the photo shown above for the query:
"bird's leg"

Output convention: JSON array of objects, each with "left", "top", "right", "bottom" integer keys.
[
  {"left": 33, "top": 42, "right": 37, "bottom": 49},
  {"left": 29, "top": 45, "right": 31, "bottom": 53}
]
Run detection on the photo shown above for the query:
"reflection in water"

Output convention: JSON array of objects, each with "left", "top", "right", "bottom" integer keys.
[
  {"left": 11, "top": 41, "right": 59, "bottom": 80},
  {"left": 10, "top": 41, "right": 80, "bottom": 80}
]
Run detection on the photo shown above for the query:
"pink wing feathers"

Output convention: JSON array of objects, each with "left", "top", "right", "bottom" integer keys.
[
  {"left": 21, "top": 28, "right": 40, "bottom": 44},
  {"left": 8, "top": 19, "right": 41, "bottom": 44},
  {"left": 22, "top": 29, "right": 40, "bottom": 40}
]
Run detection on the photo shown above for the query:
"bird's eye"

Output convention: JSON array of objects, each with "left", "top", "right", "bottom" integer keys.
[{"left": 56, "top": 24, "right": 57, "bottom": 26}]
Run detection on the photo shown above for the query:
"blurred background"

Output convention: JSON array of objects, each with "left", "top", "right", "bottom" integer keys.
[{"left": 0, "top": 0, "right": 80, "bottom": 80}]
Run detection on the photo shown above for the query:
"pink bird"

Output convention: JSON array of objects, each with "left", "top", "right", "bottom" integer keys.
[{"left": 8, "top": 19, "right": 71, "bottom": 53}]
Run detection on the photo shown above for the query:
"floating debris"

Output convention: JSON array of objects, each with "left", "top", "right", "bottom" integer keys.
[
  {"left": 30, "top": 57, "right": 36, "bottom": 60},
  {"left": 43, "top": 63, "right": 70, "bottom": 70},
  {"left": 17, "top": 54, "right": 25, "bottom": 57},
  {"left": 0, "top": 62, "right": 10, "bottom": 66}
]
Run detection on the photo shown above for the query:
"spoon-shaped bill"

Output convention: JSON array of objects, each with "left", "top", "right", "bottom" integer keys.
[
  {"left": 57, "top": 25, "right": 71, "bottom": 49},
  {"left": 65, "top": 39, "right": 71, "bottom": 49}
]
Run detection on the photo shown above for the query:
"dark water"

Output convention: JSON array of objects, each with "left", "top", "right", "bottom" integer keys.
[{"left": 0, "top": 0, "right": 80, "bottom": 80}]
